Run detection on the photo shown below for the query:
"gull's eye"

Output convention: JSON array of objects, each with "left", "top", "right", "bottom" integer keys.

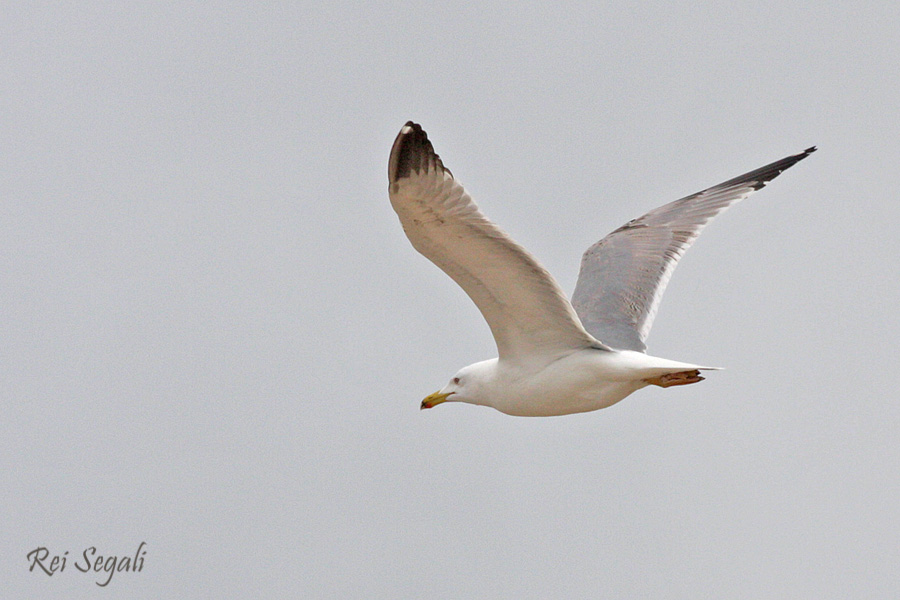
[{"left": 453, "top": 377, "right": 460, "bottom": 385}]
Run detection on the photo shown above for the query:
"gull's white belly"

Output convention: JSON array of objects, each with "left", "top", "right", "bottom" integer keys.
[{"left": 485, "top": 349, "right": 704, "bottom": 417}]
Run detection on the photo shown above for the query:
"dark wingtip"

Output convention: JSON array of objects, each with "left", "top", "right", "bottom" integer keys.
[
  {"left": 718, "top": 144, "right": 817, "bottom": 191},
  {"left": 388, "top": 121, "right": 448, "bottom": 183}
]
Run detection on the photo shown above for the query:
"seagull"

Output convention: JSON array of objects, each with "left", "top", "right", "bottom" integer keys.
[{"left": 388, "top": 122, "right": 814, "bottom": 416}]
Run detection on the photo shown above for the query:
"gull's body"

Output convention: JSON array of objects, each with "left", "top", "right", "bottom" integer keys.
[
  {"left": 431, "top": 352, "right": 711, "bottom": 417},
  {"left": 388, "top": 122, "right": 814, "bottom": 416}
]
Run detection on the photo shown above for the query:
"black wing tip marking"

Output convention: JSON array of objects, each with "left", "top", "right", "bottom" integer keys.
[
  {"left": 388, "top": 121, "right": 451, "bottom": 183},
  {"left": 720, "top": 145, "right": 817, "bottom": 192},
  {"left": 604, "top": 146, "right": 816, "bottom": 237}
]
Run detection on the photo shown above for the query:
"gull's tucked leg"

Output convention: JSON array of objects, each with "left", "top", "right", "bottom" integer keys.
[{"left": 644, "top": 370, "right": 704, "bottom": 388}]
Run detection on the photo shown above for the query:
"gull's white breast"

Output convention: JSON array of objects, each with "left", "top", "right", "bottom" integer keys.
[{"left": 484, "top": 350, "right": 706, "bottom": 416}]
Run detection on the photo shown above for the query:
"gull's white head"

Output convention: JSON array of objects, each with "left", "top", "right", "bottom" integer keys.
[{"left": 420, "top": 359, "right": 497, "bottom": 410}]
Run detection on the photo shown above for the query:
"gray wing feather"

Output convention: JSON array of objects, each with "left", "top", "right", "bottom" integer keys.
[
  {"left": 389, "top": 122, "right": 600, "bottom": 363},
  {"left": 572, "top": 147, "right": 816, "bottom": 352}
]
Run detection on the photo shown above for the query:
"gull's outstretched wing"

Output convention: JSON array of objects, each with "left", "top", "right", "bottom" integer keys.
[
  {"left": 572, "top": 147, "right": 816, "bottom": 352},
  {"left": 389, "top": 122, "right": 600, "bottom": 363}
]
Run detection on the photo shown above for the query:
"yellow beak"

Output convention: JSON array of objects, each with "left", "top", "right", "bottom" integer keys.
[{"left": 421, "top": 390, "right": 454, "bottom": 410}]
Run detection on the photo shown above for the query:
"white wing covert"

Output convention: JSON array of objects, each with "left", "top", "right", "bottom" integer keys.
[{"left": 389, "top": 122, "right": 600, "bottom": 364}]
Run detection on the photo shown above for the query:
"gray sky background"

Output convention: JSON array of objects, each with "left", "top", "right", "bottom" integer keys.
[{"left": 3, "top": 2, "right": 899, "bottom": 598}]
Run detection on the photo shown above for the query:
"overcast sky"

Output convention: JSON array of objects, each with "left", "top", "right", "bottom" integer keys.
[{"left": 3, "top": 2, "right": 900, "bottom": 598}]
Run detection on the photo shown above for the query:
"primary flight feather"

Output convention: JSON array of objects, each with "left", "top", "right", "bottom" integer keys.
[{"left": 388, "top": 121, "right": 814, "bottom": 416}]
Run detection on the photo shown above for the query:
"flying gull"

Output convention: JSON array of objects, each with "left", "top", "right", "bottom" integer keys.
[{"left": 388, "top": 122, "right": 814, "bottom": 416}]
